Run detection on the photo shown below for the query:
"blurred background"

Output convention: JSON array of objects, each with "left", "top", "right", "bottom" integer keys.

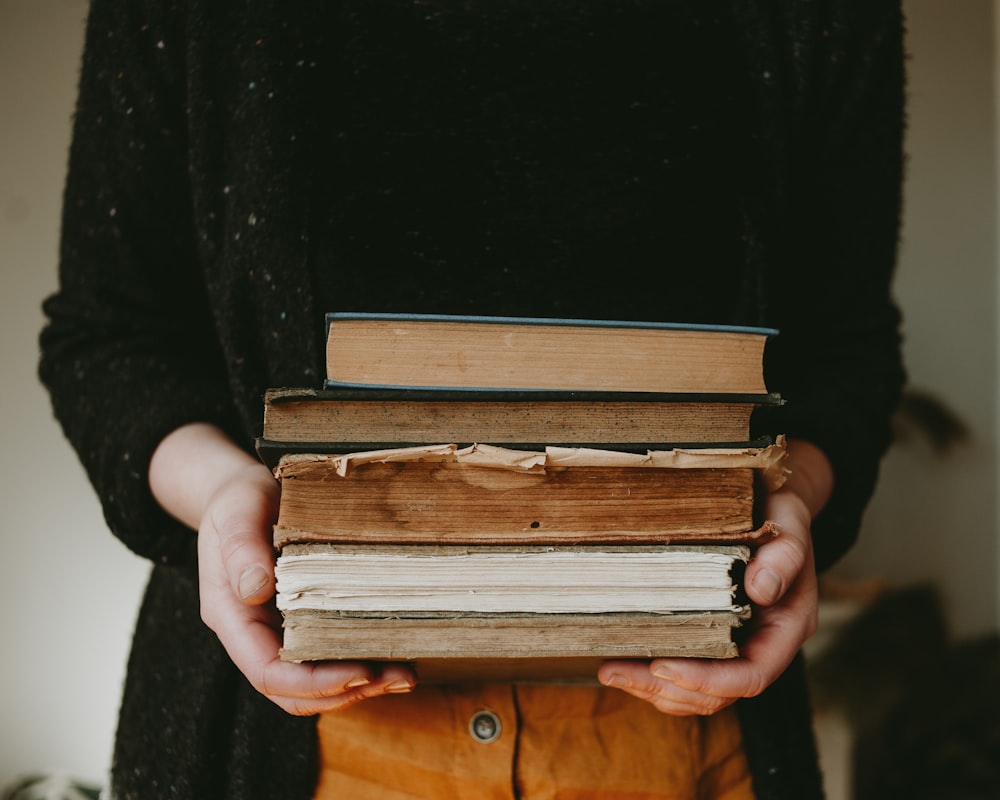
[{"left": 1, "top": 1, "right": 997, "bottom": 798}]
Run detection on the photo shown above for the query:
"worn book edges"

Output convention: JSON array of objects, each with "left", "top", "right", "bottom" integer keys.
[
  {"left": 276, "top": 544, "right": 750, "bottom": 614},
  {"left": 278, "top": 610, "right": 752, "bottom": 682},
  {"left": 271, "top": 440, "right": 788, "bottom": 548},
  {"left": 270, "top": 443, "right": 786, "bottom": 677},
  {"left": 255, "top": 387, "right": 783, "bottom": 468},
  {"left": 276, "top": 544, "right": 753, "bottom": 678},
  {"left": 324, "top": 312, "right": 776, "bottom": 394}
]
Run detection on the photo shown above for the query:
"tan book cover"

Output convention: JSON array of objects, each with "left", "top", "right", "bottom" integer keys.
[{"left": 324, "top": 312, "right": 774, "bottom": 394}]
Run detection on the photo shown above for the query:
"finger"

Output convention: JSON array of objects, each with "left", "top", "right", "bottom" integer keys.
[
  {"left": 206, "top": 468, "right": 281, "bottom": 605},
  {"left": 744, "top": 521, "right": 812, "bottom": 607},
  {"left": 598, "top": 565, "right": 818, "bottom": 714},
  {"left": 738, "top": 577, "right": 818, "bottom": 668},
  {"left": 207, "top": 583, "right": 418, "bottom": 715},
  {"left": 634, "top": 587, "right": 814, "bottom": 702},
  {"left": 598, "top": 660, "right": 738, "bottom": 716},
  {"left": 665, "top": 577, "right": 815, "bottom": 691}
]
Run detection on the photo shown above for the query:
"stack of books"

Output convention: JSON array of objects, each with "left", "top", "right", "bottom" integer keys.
[{"left": 259, "top": 312, "right": 788, "bottom": 683}]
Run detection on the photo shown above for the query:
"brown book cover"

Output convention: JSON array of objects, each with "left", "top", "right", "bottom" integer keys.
[
  {"left": 256, "top": 386, "right": 782, "bottom": 468},
  {"left": 272, "top": 442, "right": 788, "bottom": 548}
]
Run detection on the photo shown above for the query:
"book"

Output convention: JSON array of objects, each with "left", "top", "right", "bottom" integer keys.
[
  {"left": 324, "top": 312, "right": 776, "bottom": 394},
  {"left": 271, "top": 441, "right": 788, "bottom": 549},
  {"left": 256, "top": 387, "right": 782, "bottom": 468},
  {"left": 275, "top": 543, "right": 752, "bottom": 679},
  {"left": 278, "top": 610, "right": 752, "bottom": 683},
  {"left": 276, "top": 544, "right": 750, "bottom": 615}
]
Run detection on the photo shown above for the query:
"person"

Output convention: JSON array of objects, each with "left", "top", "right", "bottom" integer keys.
[{"left": 38, "top": 1, "right": 906, "bottom": 798}]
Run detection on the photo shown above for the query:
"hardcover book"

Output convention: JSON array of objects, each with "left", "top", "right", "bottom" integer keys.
[
  {"left": 256, "top": 386, "right": 782, "bottom": 468},
  {"left": 276, "top": 544, "right": 753, "bottom": 680},
  {"left": 324, "top": 312, "right": 776, "bottom": 394},
  {"left": 272, "top": 441, "right": 787, "bottom": 548}
]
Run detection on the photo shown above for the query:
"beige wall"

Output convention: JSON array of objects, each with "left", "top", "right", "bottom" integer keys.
[
  {"left": 0, "top": 0, "right": 997, "bottom": 790},
  {"left": 0, "top": 0, "right": 150, "bottom": 788}
]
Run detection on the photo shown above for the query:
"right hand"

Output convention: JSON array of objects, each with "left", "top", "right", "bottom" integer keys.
[{"left": 151, "top": 423, "right": 417, "bottom": 715}]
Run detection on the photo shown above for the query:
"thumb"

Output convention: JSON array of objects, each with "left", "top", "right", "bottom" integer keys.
[
  {"left": 745, "top": 496, "right": 813, "bottom": 608},
  {"left": 204, "top": 465, "right": 281, "bottom": 605}
]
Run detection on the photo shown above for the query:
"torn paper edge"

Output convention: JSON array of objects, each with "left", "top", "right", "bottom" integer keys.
[{"left": 275, "top": 435, "right": 789, "bottom": 489}]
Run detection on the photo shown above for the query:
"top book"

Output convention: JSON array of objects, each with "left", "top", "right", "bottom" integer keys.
[{"left": 325, "top": 313, "right": 776, "bottom": 394}]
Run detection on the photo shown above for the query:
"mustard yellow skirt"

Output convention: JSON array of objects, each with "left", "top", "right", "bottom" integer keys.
[{"left": 314, "top": 684, "right": 754, "bottom": 800}]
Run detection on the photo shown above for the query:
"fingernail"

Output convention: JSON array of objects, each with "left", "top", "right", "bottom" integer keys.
[
  {"left": 384, "top": 679, "right": 414, "bottom": 694},
  {"left": 752, "top": 568, "right": 782, "bottom": 604},
  {"left": 652, "top": 664, "right": 677, "bottom": 682},
  {"left": 346, "top": 676, "right": 371, "bottom": 688},
  {"left": 603, "top": 673, "right": 629, "bottom": 689},
  {"left": 238, "top": 565, "right": 269, "bottom": 600}
]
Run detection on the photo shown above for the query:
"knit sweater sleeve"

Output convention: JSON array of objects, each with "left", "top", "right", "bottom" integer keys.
[
  {"left": 751, "top": 0, "right": 907, "bottom": 572},
  {"left": 38, "top": 0, "right": 237, "bottom": 566}
]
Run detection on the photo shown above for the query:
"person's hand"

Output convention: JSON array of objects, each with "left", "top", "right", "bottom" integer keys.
[
  {"left": 197, "top": 459, "right": 418, "bottom": 715},
  {"left": 151, "top": 423, "right": 417, "bottom": 715},
  {"left": 597, "top": 439, "right": 831, "bottom": 716}
]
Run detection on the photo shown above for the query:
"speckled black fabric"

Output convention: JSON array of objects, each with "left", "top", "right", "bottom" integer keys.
[{"left": 39, "top": 1, "right": 906, "bottom": 798}]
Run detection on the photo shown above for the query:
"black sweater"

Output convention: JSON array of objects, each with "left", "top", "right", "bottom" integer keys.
[{"left": 39, "top": 1, "right": 906, "bottom": 798}]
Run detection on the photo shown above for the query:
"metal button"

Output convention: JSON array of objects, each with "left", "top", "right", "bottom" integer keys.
[{"left": 469, "top": 710, "right": 502, "bottom": 743}]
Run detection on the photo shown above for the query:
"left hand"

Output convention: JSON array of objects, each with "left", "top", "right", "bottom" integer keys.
[{"left": 597, "top": 439, "right": 829, "bottom": 716}]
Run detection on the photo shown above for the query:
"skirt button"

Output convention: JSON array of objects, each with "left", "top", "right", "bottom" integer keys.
[{"left": 469, "top": 710, "right": 502, "bottom": 743}]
